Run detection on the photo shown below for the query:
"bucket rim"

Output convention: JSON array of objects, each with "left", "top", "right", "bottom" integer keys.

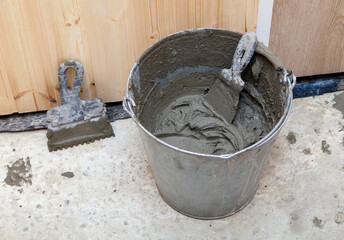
[{"left": 124, "top": 28, "right": 294, "bottom": 160}]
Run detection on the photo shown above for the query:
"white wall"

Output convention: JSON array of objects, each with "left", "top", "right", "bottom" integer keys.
[{"left": 256, "top": 0, "right": 274, "bottom": 47}]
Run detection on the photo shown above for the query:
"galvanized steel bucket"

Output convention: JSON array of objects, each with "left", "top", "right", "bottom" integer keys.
[{"left": 123, "top": 29, "right": 295, "bottom": 219}]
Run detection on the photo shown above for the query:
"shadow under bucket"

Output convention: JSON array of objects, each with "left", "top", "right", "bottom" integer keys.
[{"left": 124, "top": 29, "right": 295, "bottom": 219}]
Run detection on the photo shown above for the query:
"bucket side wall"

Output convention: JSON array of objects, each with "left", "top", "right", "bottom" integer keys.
[{"left": 138, "top": 127, "right": 278, "bottom": 219}]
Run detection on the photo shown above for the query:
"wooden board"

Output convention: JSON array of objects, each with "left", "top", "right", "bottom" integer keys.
[
  {"left": 269, "top": 0, "right": 344, "bottom": 77},
  {"left": 0, "top": 0, "right": 259, "bottom": 115}
]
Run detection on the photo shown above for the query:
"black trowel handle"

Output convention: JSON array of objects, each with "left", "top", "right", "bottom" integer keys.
[
  {"left": 58, "top": 60, "right": 84, "bottom": 105},
  {"left": 232, "top": 32, "right": 258, "bottom": 73}
]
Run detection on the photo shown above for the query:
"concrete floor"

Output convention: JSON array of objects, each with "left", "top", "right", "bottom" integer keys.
[{"left": 0, "top": 91, "right": 343, "bottom": 240}]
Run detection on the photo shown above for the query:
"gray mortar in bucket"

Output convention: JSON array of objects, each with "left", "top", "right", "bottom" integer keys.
[{"left": 124, "top": 29, "right": 295, "bottom": 219}]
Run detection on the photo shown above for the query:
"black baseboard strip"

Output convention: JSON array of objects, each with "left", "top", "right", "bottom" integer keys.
[
  {"left": 293, "top": 73, "right": 344, "bottom": 98},
  {"left": 0, "top": 103, "right": 130, "bottom": 132}
]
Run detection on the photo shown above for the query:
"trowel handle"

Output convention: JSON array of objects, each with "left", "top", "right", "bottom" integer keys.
[
  {"left": 232, "top": 32, "right": 258, "bottom": 73},
  {"left": 58, "top": 60, "right": 84, "bottom": 105}
]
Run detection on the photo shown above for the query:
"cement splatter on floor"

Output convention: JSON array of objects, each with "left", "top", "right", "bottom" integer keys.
[
  {"left": 312, "top": 217, "right": 325, "bottom": 229},
  {"left": 321, "top": 140, "right": 331, "bottom": 154},
  {"left": 333, "top": 92, "right": 344, "bottom": 118},
  {"left": 4, "top": 157, "right": 32, "bottom": 187},
  {"left": 286, "top": 132, "right": 297, "bottom": 144},
  {"left": 302, "top": 148, "right": 311, "bottom": 155},
  {"left": 335, "top": 212, "right": 344, "bottom": 224},
  {"left": 61, "top": 172, "right": 74, "bottom": 178}
]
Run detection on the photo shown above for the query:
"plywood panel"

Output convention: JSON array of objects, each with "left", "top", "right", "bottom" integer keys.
[
  {"left": 269, "top": 0, "right": 344, "bottom": 77},
  {"left": 0, "top": 0, "right": 259, "bottom": 115}
]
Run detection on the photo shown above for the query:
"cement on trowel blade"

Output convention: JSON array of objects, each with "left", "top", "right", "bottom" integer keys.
[{"left": 204, "top": 69, "right": 244, "bottom": 124}]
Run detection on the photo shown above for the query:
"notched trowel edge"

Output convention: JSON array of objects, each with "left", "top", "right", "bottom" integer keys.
[{"left": 47, "top": 115, "right": 114, "bottom": 151}]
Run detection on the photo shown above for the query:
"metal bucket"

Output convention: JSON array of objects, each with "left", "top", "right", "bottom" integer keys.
[{"left": 123, "top": 29, "right": 295, "bottom": 219}]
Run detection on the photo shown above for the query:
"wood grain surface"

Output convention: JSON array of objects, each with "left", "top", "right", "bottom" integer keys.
[
  {"left": 0, "top": 0, "right": 258, "bottom": 115},
  {"left": 269, "top": 0, "right": 344, "bottom": 77}
]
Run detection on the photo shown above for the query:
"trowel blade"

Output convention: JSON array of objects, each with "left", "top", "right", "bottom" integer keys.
[{"left": 205, "top": 76, "right": 243, "bottom": 124}]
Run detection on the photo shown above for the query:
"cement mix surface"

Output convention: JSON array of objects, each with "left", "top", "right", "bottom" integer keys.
[{"left": 0, "top": 91, "right": 343, "bottom": 239}]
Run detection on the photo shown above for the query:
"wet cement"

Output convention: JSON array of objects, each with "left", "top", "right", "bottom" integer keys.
[
  {"left": 152, "top": 70, "right": 274, "bottom": 155},
  {"left": 153, "top": 95, "right": 245, "bottom": 154},
  {"left": 129, "top": 29, "right": 287, "bottom": 155}
]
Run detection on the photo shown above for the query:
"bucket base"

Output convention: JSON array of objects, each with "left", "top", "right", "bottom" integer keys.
[{"left": 157, "top": 185, "right": 257, "bottom": 220}]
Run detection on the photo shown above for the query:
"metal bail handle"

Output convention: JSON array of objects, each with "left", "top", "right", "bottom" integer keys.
[
  {"left": 284, "top": 69, "right": 296, "bottom": 90},
  {"left": 288, "top": 72, "right": 297, "bottom": 90},
  {"left": 123, "top": 96, "right": 135, "bottom": 117},
  {"left": 58, "top": 60, "right": 84, "bottom": 105}
]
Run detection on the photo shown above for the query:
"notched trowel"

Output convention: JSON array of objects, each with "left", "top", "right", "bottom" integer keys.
[
  {"left": 205, "top": 32, "right": 258, "bottom": 123},
  {"left": 46, "top": 60, "right": 114, "bottom": 151}
]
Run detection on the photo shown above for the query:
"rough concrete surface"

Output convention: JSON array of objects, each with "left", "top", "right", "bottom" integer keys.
[{"left": 0, "top": 91, "right": 344, "bottom": 239}]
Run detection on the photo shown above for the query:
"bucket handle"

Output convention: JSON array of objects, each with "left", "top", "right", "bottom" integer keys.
[
  {"left": 286, "top": 71, "right": 296, "bottom": 90},
  {"left": 123, "top": 96, "right": 135, "bottom": 117}
]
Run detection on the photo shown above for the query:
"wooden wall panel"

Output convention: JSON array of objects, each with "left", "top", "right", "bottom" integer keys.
[
  {"left": 269, "top": 0, "right": 344, "bottom": 77},
  {"left": 0, "top": 0, "right": 259, "bottom": 115}
]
